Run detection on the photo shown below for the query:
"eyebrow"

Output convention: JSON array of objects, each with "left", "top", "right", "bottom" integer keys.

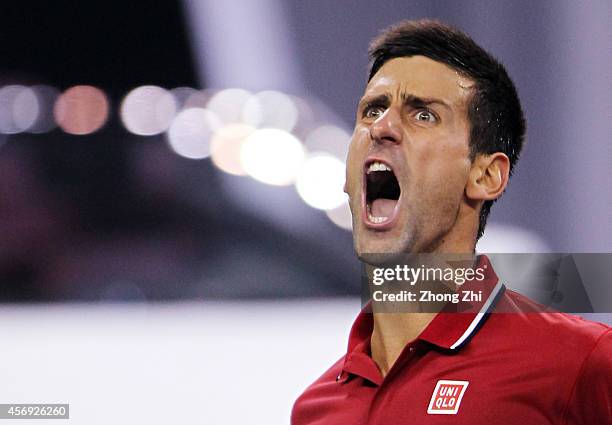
[
  {"left": 401, "top": 93, "right": 451, "bottom": 111},
  {"left": 358, "top": 93, "right": 391, "bottom": 112},
  {"left": 358, "top": 92, "right": 451, "bottom": 112}
]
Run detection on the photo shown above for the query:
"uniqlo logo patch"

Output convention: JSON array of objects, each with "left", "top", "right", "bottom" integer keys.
[{"left": 427, "top": 380, "right": 469, "bottom": 415}]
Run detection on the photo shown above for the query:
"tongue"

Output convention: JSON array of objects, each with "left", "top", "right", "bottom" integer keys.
[{"left": 371, "top": 198, "right": 397, "bottom": 218}]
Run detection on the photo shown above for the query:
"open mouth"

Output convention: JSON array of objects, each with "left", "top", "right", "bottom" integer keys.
[{"left": 364, "top": 160, "right": 401, "bottom": 227}]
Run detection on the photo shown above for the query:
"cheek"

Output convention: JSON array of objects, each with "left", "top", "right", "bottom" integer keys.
[
  {"left": 344, "top": 149, "right": 359, "bottom": 194},
  {"left": 345, "top": 130, "right": 369, "bottom": 192},
  {"left": 412, "top": 141, "right": 471, "bottom": 200}
]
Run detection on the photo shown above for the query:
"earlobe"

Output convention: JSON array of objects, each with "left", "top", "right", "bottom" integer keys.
[{"left": 465, "top": 153, "right": 510, "bottom": 202}]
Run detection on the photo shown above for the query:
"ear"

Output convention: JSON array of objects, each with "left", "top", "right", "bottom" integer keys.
[{"left": 465, "top": 153, "right": 510, "bottom": 202}]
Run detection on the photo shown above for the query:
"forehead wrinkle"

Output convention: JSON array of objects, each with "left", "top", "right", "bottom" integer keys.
[
  {"left": 367, "top": 77, "right": 457, "bottom": 109},
  {"left": 363, "top": 57, "right": 476, "bottom": 116},
  {"left": 381, "top": 57, "right": 469, "bottom": 90}
]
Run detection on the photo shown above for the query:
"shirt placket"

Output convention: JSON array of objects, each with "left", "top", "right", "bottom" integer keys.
[{"left": 366, "top": 341, "right": 422, "bottom": 423}]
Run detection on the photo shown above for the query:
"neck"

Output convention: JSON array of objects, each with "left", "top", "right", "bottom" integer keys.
[
  {"left": 370, "top": 206, "right": 479, "bottom": 376},
  {"left": 427, "top": 198, "right": 482, "bottom": 254},
  {"left": 370, "top": 312, "right": 435, "bottom": 376}
]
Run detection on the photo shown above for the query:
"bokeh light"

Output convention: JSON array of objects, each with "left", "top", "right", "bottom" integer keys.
[
  {"left": 0, "top": 85, "right": 39, "bottom": 134},
  {"left": 184, "top": 89, "right": 212, "bottom": 109},
  {"left": 170, "top": 87, "right": 199, "bottom": 111},
  {"left": 120, "top": 85, "right": 177, "bottom": 136},
  {"left": 242, "top": 90, "right": 298, "bottom": 132},
  {"left": 54, "top": 85, "right": 109, "bottom": 135},
  {"left": 289, "top": 95, "right": 316, "bottom": 133},
  {"left": 29, "top": 85, "right": 60, "bottom": 133},
  {"left": 295, "top": 153, "right": 346, "bottom": 210},
  {"left": 240, "top": 128, "right": 305, "bottom": 186},
  {"left": 206, "top": 88, "right": 251, "bottom": 125},
  {"left": 210, "top": 124, "right": 255, "bottom": 176},
  {"left": 304, "top": 125, "right": 351, "bottom": 162},
  {"left": 325, "top": 199, "right": 353, "bottom": 231},
  {"left": 167, "top": 108, "right": 221, "bottom": 160}
]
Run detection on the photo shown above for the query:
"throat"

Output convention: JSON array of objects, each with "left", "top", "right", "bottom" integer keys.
[{"left": 370, "top": 313, "right": 436, "bottom": 377}]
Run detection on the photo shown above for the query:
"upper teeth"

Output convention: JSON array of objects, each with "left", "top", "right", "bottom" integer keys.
[{"left": 367, "top": 161, "right": 392, "bottom": 174}]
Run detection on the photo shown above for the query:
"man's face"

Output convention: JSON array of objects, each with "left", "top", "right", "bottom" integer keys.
[{"left": 345, "top": 55, "right": 475, "bottom": 256}]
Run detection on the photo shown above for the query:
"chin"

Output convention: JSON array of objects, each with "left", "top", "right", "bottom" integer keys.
[{"left": 353, "top": 227, "right": 416, "bottom": 264}]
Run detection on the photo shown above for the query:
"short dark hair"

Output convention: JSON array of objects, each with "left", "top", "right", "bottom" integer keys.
[{"left": 368, "top": 19, "right": 526, "bottom": 240}]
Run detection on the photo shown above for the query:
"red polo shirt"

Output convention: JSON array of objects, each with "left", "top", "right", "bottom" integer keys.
[{"left": 292, "top": 256, "right": 612, "bottom": 424}]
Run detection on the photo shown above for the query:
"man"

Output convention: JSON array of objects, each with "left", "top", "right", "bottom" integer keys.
[{"left": 291, "top": 20, "right": 611, "bottom": 424}]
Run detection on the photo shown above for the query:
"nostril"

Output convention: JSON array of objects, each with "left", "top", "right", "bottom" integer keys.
[
  {"left": 370, "top": 131, "right": 401, "bottom": 145},
  {"left": 375, "top": 135, "right": 399, "bottom": 145}
]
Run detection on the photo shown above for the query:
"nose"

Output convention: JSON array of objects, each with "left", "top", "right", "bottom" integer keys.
[{"left": 369, "top": 107, "right": 402, "bottom": 145}]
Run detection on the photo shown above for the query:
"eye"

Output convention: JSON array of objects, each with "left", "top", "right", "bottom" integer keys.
[
  {"left": 364, "top": 105, "right": 385, "bottom": 119},
  {"left": 415, "top": 109, "right": 437, "bottom": 123}
]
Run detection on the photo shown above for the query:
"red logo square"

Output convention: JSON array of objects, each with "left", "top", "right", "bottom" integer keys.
[{"left": 427, "top": 380, "right": 469, "bottom": 415}]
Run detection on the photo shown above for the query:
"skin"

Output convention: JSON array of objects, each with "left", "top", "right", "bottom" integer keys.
[{"left": 344, "top": 56, "right": 510, "bottom": 376}]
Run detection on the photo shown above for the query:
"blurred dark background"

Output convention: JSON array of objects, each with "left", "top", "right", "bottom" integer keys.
[{"left": 0, "top": 0, "right": 610, "bottom": 302}]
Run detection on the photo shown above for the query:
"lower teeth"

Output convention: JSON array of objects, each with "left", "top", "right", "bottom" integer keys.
[{"left": 368, "top": 212, "right": 388, "bottom": 223}]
